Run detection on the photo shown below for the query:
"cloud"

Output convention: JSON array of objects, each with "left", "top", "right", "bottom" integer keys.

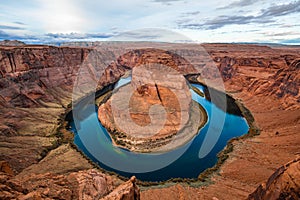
[
  {"left": 0, "top": 25, "right": 25, "bottom": 30},
  {"left": 178, "top": 1, "right": 300, "bottom": 30},
  {"left": 151, "top": 0, "right": 184, "bottom": 5},
  {"left": 0, "top": 30, "right": 38, "bottom": 41},
  {"left": 261, "top": 0, "right": 300, "bottom": 17},
  {"left": 0, "top": 30, "right": 10, "bottom": 38},
  {"left": 0, "top": 29, "right": 191, "bottom": 44},
  {"left": 201, "top": 15, "right": 256, "bottom": 29},
  {"left": 86, "top": 33, "right": 114, "bottom": 39},
  {"left": 280, "top": 24, "right": 300, "bottom": 28},
  {"left": 40, "top": 32, "right": 114, "bottom": 44},
  {"left": 1, "top": 0, "right": 299, "bottom": 44},
  {"left": 180, "top": 11, "right": 201, "bottom": 17},
  {"left": 112, "top": 28, "right": 192, "bottom": 42},
  {"left": 13, "top": 21, "right": 26, "bottom": 25},
  {"left": 263, "top": 31, "right": 300, "bottom": 37},
  {"left": 179, "top": 15, "right": 274, "bottom": 29},
  {"left": 46, "top": 32, "right": 113, "bottom": 40},
  {"left": 152, "top": 0, "right": 183, "bottom": 2},
  {"left": 114, "top": 31, "right": 160, "bottom": 40},
  {"left": 219, "top": 29, "right": 259, "bottom": 34},
  {"left": 0, "top": 31, "right": 114, "bottom": 44},
  {"left": 218, "top": 0, "right": 258, "bottom": 9},
  {"left": 0, "top": 28, "right": 194, "bottom": 44}
]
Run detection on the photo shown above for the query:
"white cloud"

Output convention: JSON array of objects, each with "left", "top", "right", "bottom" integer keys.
[
  {"left": 111, "top": 28, "right": 193, "bottom": 42},
  {"left": 0, "top": 0, "right": 299, "bottom": 44},
  {"left": 34, "top": 0, "right": 89, "bottom": 33}
]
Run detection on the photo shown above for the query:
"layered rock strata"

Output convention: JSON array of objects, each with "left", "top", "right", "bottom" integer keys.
[
  {"left": 98, "top": 63, "right": 206, "bottom": 152},
  {"left": 0, "top": 43, "right": 299, "bottom": 199},
  {"left": 248, "top": 157, "right": 300, "bottom": 200}
]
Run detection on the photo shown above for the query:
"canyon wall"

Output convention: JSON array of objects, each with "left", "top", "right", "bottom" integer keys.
[{"left": 0, "top": 43, "right": 299, "bottom": 199}]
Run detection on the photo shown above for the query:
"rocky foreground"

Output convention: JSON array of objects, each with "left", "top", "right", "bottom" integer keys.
[{"left": 0, "top": 42, "right": 299, "bottom": 199}]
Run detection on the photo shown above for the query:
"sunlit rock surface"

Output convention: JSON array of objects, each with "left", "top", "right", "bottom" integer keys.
[
  {"left": 98, "top": 63, "right": 206, "bottom": 152},
  {"left": 0, "top": 43, "right": 299, "bottom": 199}
]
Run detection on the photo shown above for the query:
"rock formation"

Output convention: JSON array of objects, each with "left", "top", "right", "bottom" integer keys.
[
  {"left": 204, "top": 44, "right": 300, "bottom": 109},
  {"left": 98, "top": 48, "right": 198, "bottom": 87},
  {"left": 248, "top": 157, "right": 300, "bottom": 200},
  {"left": 1, "top": 168, "right": 139, "bottom": 200},
  {"left": 0, "top": 43, "right": 299, "bottom": 199},
  {"left": 0, "top": 45, "right": 137, "bottom": 199},
  {"left": 0, "top": 40, "right": 25, "bottom": 46},
  {"left": 101, "top": 176, "right": 140, "bottom": 200},
  {"left": 98, "top": 57, "right": 206, "bottom": 152}
]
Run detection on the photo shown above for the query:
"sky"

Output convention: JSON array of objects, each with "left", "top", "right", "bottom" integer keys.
[{"left": 0, "top": 0, "right": 300, "bottom": 44}]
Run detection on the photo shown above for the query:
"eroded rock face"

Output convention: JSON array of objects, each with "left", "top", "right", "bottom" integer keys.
[
  {"left": 131, "top": 69, "right": 190, "bottom": 135},
  {"left": 272, "top": 58, "right": 300, "bottom": 107},
  {"left": 99, "top": 48, "right": 198, "bottom": 86},
  {"left": 117, "top": 48, "right": 197, "bottom": 74},
  {"left": 205, "top": 44, "right": 300, "bottom": 109},
  {"left": 0, "top": 168, "right": 138, "bottom": 200},
  {"left": 101, "top": 176, "right": 140, "bottom": 200},
  {"left": 106, "top": 64, "right": 191, "bottom": 136},
  {"left": 248, "top": 157, "right": 300, "bottom": 200},
  {"left": 0, "top": 43, "right": 300, "bottom": 200},
  {"left": 0, "top": 46, "right": 89, "bottom": 174},
  {"left": 98, "top": 58, "right": 206, "bottom": 152}
]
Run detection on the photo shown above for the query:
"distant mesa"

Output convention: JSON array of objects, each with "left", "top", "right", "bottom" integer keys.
[{"left": 0, "top": 40, "right": 25, "bottom": 46}]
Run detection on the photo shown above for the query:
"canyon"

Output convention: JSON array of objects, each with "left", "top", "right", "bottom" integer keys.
[{"left": 0, "top": 42, "right": 299, "bottom": 199}]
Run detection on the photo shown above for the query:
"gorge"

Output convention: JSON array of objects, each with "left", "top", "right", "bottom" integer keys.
[{"left": 0, "top": 42, "right": 299, "bottom": 199}]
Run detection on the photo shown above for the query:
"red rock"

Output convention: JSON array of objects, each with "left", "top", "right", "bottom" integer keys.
[
  {"left": 98, "top": 52, "right": 206, "bottom": 152},
  {"left": 0, "top": 43, "right": 299, "bottom": 200},
  {"left": 248, "top": 157, "right": 300, "bottom": 200},
  {"left": 101, "top": 176, "right": 140, "bottom": 200},
  {"left": 99, "top": 64, "right": 191, "bottom": 136}
]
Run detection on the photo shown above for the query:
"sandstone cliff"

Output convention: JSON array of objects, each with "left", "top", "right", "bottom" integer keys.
[
  {"left": 0, "top": 43, "right": 299, "bottom": 199},
  {"left": 0, "top": 45, "right": 140, "bottom": 199},
  {"left": 248, "top": 157, "right": 300, "bottom": 200}
]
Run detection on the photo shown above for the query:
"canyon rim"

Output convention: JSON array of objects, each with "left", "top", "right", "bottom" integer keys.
[{"left": 0, "top": 41, "right": 299, "bottom": 199}]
